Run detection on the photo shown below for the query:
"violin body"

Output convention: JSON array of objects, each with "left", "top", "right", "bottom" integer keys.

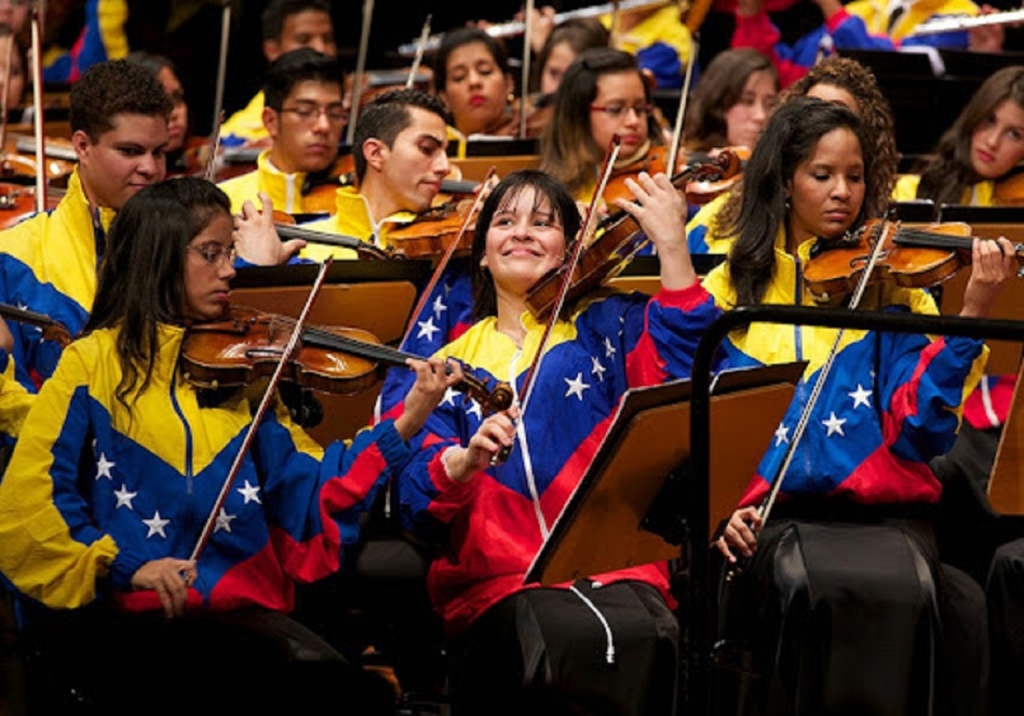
[
  {"left": 603, "top": 145, "right": 670, "bottom": 207},
  {"left": 387, "top": 198, "right": 477, "bottom": 259},
  {"left": 994, "top": 172, "right": 1024, "bottom": 206},
  {"left": 801, "top": 220, "right": 991, "bottom": 306},
  {"left": 181, "top": 307, "right": 383, "bottom": 396}
]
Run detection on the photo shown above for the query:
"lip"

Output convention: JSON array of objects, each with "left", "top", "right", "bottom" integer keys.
[
  {"left": 976, "top": 148, "right": 995, "bottom": 163},
  {"left": 469, "top": 95, "right": 487, "bottom": 107}
]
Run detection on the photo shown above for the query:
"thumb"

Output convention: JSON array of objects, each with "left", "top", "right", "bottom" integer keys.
[{"left": 281, "top": 239, "right": 307, "bottom": 258}]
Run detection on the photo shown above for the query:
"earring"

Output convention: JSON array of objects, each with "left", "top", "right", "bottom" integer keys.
[
  {"left": 784, "top": 197, "right": 791, "bottom": 210},
  {"left": 507, "top": 93, "right": 515, "bottom": 105}
]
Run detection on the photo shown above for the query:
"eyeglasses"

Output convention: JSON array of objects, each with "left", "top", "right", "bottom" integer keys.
[
  {"left": 280, "top": 103, "right": 347, "bottom": 124},
  {"left": 589, "top": 103, "right": 653, "bottom": 119},
  {"left": 189, "top": 242, "right": 237, "bottom": 266}
]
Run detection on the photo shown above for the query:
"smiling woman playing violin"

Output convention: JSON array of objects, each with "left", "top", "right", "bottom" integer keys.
[
  {"left": 700, "top": 97, "right": 1015, "bottom": 716},
  {"left": 0, "top": 177, "right": 463, "bottom": 714},
  {"left": 396, "top": 168, "right": 719, "bottom": 715}
]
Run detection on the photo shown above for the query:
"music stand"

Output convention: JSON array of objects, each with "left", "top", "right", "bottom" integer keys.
[{"left": 525, "top": 362, "right": 804, "bottom": 586}]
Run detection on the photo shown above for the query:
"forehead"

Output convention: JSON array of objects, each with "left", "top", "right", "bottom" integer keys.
[
  {"left": 287, "top": 79, "right": 342, "bottom": 103},
  {"left": 496, "top": 185, "right": 553, "bottom": 214},
  {"left": 595, "top": 71, "right": 646, "bottom": 99},
  {"left": 802, "top": 127, "right": 862, "bottom": 165},
  {"left": 806, "top": 83, "right": 859, "bottom": 113},
  {"left": 280, "top": 10, "right": 333, "bottom": 45},
  {"left": 97, "top": 113, "right": 169, "bottom": 145},
  {"left": 741, "top": 70, "right": 777, "bottom": 95},
  {"left": 990, "top": 98, "right": 1024, "bottom": 124},
  {"left": 155, "top": 66, "right": 181, "bottom": 93},
  {"left": 447, "top": 41, "right": 496, "bottom": 69}
]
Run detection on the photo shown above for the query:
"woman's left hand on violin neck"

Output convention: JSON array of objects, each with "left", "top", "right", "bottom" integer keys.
[
  {"left": 395, "top": 356, "right": 466, "bottom": 441},
  {"left": 960, "top": 235, "right": 1019, "bottom": 319},
  {"left": 612, "top": 171, "right": 697, "bottom": 290},
  {"left": 234, "top": 192, "right": 307, "bottom": 266}
]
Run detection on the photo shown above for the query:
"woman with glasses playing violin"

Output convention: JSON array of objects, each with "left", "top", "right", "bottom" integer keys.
[
  {"left": 540, "top": 47, "right": 667, "bottom": 209},
  {"left": 0, "top": 177, "right": 464, "bottom": 714}
]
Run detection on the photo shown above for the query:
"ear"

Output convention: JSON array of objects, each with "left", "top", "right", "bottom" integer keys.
[
  {"left": 362, "top": 138, "right": 386, "bottom": 174},
  {"left": 71, "top": 129, "right": 92, "bottom": 163},
  {"left": 263, "top": 39, "right": 281, "bottom": 63},
  {"left": 263, "top": 106, "right": 279, "bottom": 139}
]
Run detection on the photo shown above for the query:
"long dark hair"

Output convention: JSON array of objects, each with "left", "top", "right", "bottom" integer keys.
[
  {"left": 86, "top": 178, "right": 231, "bottom": 407},
  {"left": 728, "top": 97, "right": 868, "bottom": 306},
  {"left": 787, "top": 56, "right": 897, "bottom": 218},
  {"left": 917, "top": 66, "right": 1024, "bottom": 205},
  {"left": 470, "top": 170, "right": 581, "bottom": 320},
  {"left": 682, "top": 48, "right": 778, "bottom": 152}
]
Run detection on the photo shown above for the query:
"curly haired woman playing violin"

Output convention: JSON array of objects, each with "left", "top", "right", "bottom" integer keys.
[
  {"left": 706, "top": 97, "right": 1015, "bottom": 716},
  {"left": 0, "top": 177, "right": 463, "bottom": 714}
]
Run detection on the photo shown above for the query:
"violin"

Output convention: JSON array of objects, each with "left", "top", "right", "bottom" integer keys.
[
  {"left": 801, "top": 219, "right": 1024, "bottom": 306},
  {"left": 525, "top": 149, "right": 744, "bottom": 318},
  {"left": 0, "top": 301, "right": 73, "bottom": 346},
  {"left": 180, "top": 306, "right": 514, "bottom": 412},
  {"left": 387, "top": 196, "right": 479, "bottom": 259},
  {"left": 603, "top": 144, "right": 671, "bottom": 207},
  {"left": 602, "top": 145, "right": 749, "bottom": 208},
  {"left": 270, "top": 214, "right": 394, "bottom": 261},
  {"left": 994, "top": 172, "right": 1024, "bottom": 207}
]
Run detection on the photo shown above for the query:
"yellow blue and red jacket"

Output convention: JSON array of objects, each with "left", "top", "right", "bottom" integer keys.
[
  {"left": 699, "top": 229, "right": 986, "bottom": 508},
  {"left": 221, "top": 92, "right": 270, "bottom": 147},
  {"left": 604, "top": 5, "right": 693, "bottom": 89},
  {"left": 218, "top": 149, "right": 317, "bottom": 215},
  {"left": 0, "top": 323, "right": 412, "bottom": 612},
  {"left": 892, "top": 174, "right": 996, "bottom": 206},
  {"left": 42, "top": 0, "right": 129, "bottom": 83},
  {"left": 397, "top": 285, "right": 720, "bottom": 634},
  {"left": 0, "top": 170, "right": 114, "bottom": 440},
  {"left": 847, "top": 0, "right": 978, "bottom": 49}
]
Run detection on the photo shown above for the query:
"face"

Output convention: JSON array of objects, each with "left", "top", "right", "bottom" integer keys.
[
  {"left": 265, "top": 10, "right": 337, "bottom": 60},
  {"left": 0, "top": 33, "right": 25, "bottom": 109},
  {"left": 481, "top": 185, "right": 567, "bottom": 300},
  {"left": 0, "top": 0, "right": 28, "bottom": 34},
  {"left": 441, "top": 41, "right": 514, "bottom": 136},
  {"left": 786, "top": 127, "right": 865, "bottom": 246},
  {"left": 970, "top": 98, "right": 1024, "bottom": 180},
  {"left": 367, "top": 106, "right": 450, "bottom": 214},
  {"left": 724, "top": 70, "right": 778, "bottom": 150},
  {"left": 805, "top": 83, "right": 859, "bottom": 113},
  {"left": 265, "top": 80, "right": 344, "bottom": 174},
  {"left": 155, "top": 66, "right": 188, "bottom": 152},
  {"left": 184, "top": 212, "right": 236, "bottom": 323},
  {"left": 589, "top": 70, "right": 650, "bottom": 158},
  {"left": 540, "top": 41, "right": 576, "bottom": 96},
  {"left": 73, "top": 113, "right": 168, "bottom": 211}
]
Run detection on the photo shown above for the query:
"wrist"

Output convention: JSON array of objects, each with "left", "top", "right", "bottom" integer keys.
[{"left": 441, "top": 446, "right": 470, "bottom": 483}]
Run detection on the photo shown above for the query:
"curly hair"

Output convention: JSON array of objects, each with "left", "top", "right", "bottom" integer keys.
[
  {"left": 787, "top": 56, "right": 897, "bottom": 219},
  {"left": 71, "top": 60, "right": 173, "bottom": 140}
]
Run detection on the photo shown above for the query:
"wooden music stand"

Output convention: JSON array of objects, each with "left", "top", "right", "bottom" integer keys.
[
  {"left": 525, "top": 362, "right": 804, "bottom": 586},
  {"left": 230, "top": 262, "right": 429, "bottom": 447},
  {"left": 988, "top": 359, "right": 1024, "bottom": 515}
]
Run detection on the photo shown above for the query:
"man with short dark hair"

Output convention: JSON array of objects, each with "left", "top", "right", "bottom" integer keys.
[
  {"left": 219, "top": 48, "right": 345, "bottom": 215},
  {"left": 221, "top": 0, "right": 337, "bottom": 146},
  {"left": 0, "top": 59, "right": 172, "bottom": 440}
]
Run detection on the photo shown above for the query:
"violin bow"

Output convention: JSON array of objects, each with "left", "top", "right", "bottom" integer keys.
[
  {"left": 518, "top": 0, "right": 535, "bottom": 139},
  {"left": 398, "top": 167, "right": 497, "bottom": 350},
  {"left": 189, "top": 258, "right": 333, "bottom": 563},
  {"left": 29, "top": 2, "right": 45, "bottom": 213},
  {"left": 405, "top": 13, "right": 432, "bottom": 90},
  {"left": 666, "top": 33, "right": 698, "bottom": 178},
  {"left": 492, "top": 135, "right": 623, "bottom": 465},
  {"left": 751, "top": 222, "right": 895, "bottom": 532},
  {"left": 346, "top": 0, "right": 375, "bottom": 146},
  {"left": 0, "top": 26, "right": 13, "bottom": 162},
  {"left": 210, "top": 0, "right": 231, "bottom": 151}
]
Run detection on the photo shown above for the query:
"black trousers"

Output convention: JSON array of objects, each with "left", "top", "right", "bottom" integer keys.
[
  {"left": 19, "top": 604, "right": 395, "bottom": 716},
  {"left": 715, "top": 516, "right": 987, "bottom": 716},
  {"left": 985, "top": 538, "right": 1024, "bottom": 716},
  {"left": 447, "top": 580, "right": 679, "bottom": 716}
]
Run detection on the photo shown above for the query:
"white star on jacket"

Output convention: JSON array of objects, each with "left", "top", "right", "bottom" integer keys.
[
  {"left": 417, "top": 316, "right": 440, "bottom": 342},
  {"left": 237, "top": 480, "right": 262, "bottom": 505},
  {"left": 433, "top": 294, "right": 448, "bottom": 319},
  {"left": 113, "top": 484, "right": 137, "bottom": 509},
  {"left": 143, "top": 511, "right": 170, "bottom": 539},
  {"left": 442, "top": 386, "right": 459, "bottom": 407},
  {"left": 822, "top": 412, "right": 847, "bottom": 437},
  {"left": 466, "top": 400, "right": 483, "bottom": 420},
  {"left": 215, "top": 508, "right": 236, "bottom": 533},
  {"left": 604, "top": 337, "right": 617, "bottom": 359},
  {"left": 774, "top": 423, "right": 790, "bottom": 446},
  {"left": 95, "top": 453, "right": 115, "bottom": 480},
  {"left": 565, "top": 372, "right": 591, "bottom": 400},
  {"left": 591, "top": 356, "right": 607, "bottom": 382},
  {"left": 849, "top": 384, "right": 872, "bottom": 409}
]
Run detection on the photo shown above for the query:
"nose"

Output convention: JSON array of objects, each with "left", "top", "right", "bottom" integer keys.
[
  {"left": 752, "top": 101, "right": 769, "bottom": 123},
  {"left": 219, "top": 259, "right": 236, "bottom": 282},
  {"left": 312, "top": 110, "right": 331, "bottom": 133},
  {"left": 433, "top": 152, "right": 451, "bottom": 178},
  {"left": 308, "top": 37, "right": 328, "bottom": 54},
  {"left": 137, "top": 152, "right": 159, "bottom": 179},
  {"left": 832, "top": 177, "right": 852, "bottom": 200}
]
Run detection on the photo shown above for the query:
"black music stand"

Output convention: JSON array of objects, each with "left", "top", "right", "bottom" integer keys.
[{"left": 525, "top": 363, "right": 804, "bottom": 586}]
